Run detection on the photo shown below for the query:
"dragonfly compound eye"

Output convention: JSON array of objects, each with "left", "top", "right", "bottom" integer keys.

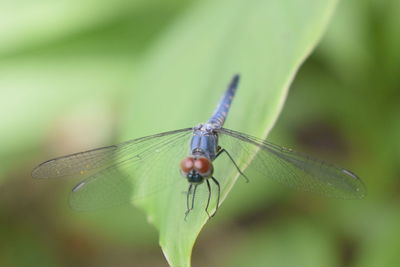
[
  {"left": 180, "top": 157, "right": 194, "bottom": 175},
  {"left": 194, "top": 157, "right": 213, "bottom": 177}
]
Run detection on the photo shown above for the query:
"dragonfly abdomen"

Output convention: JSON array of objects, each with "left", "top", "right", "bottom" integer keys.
[{"left": 207, "top": 74, "right": 239, "bottom": 126}]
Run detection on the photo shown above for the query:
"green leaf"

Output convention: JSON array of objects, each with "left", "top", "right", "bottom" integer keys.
[
  {"left": 0, "top": 0, "right": 187, "bottom": 180},
  {"left": 0, "top": 54, "right": 131, "bottom": 181},
  {"left": 0, "top": 0, "right": 173, "bottom": 56},
  {"left": 223, "top": 220, "right": 337, "bottom": 267},
  {"left": 121, "top": 0, "right": 338, "bottom": 266}
]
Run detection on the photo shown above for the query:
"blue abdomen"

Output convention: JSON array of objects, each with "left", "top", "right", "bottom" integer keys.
[{"left": 207, "top": 74, "right": 239, "bottom": 126}]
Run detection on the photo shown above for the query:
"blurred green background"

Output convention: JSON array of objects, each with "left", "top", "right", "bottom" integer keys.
[{"left": 1, "top": 0, "right": 399, "bottom": 266}]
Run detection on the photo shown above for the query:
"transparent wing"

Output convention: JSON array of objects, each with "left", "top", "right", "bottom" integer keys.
[
  {"left": 32, "top": 128, "right": 193, "bottom": 210},
  {"left": 217, "top": 128, "right": 366, "bottom": 198}
]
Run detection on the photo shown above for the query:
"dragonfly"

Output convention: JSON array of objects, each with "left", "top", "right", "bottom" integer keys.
[{"left": 32, "top": 75, "right": 366, "bottom": 218}]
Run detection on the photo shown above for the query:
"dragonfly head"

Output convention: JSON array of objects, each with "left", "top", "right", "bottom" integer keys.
[{"left": 180, "top": 156, "right": 213, "bottom": 184}]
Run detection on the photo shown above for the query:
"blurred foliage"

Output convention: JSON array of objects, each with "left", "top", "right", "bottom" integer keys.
[{"left": 0, "top": 0, "right": 399, "bottom": 266}]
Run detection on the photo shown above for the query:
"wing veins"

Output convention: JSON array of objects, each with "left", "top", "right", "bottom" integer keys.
[
  {"left": 218, "top": 128, "right": 366, "bottom": 198},
  {"left": 32, "top": 128, "right": 192, "bottom": 178}
]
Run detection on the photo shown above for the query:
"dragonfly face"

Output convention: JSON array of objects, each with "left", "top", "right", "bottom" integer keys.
[{"left": 180, "top": 156, "right": 214, "bottom": 184}]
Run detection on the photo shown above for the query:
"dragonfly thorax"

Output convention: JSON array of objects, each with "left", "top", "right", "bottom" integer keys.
[
  {"left": 193, "top": 122, "right": 221, "bottom": 133},
  {"left": 180, "top": 156, "right": 214, "bottom": 184}
]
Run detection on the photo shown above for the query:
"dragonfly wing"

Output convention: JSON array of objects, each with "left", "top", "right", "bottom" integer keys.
[
  {"left": 33, "top": 128, "right": 193, "bottom": 210},
  {"left": 32, "top": 145, "right": 118, "bottom": 179},
  {"left": 217, "top": 128, "right": 366, "bottom": 199}
]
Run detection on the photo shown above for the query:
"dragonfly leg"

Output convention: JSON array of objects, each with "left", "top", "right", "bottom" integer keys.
[
  {"left": 184, "top": 184, "right": 192, "bottom": 221},
  {"left": 216, "top": 147, "right": 249, "bottom": 183},
  {"left": 191, "top": 184, "right": 198, "bottom": 210},
  {"left": 205, "top": 179, "right": 212, "bottom": 218},
  {"left": 185, "top": 184, "right": 198, "bottom": 220},
  {"left": 210, "top": 176, "right": 220, "bottom": 217}
]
